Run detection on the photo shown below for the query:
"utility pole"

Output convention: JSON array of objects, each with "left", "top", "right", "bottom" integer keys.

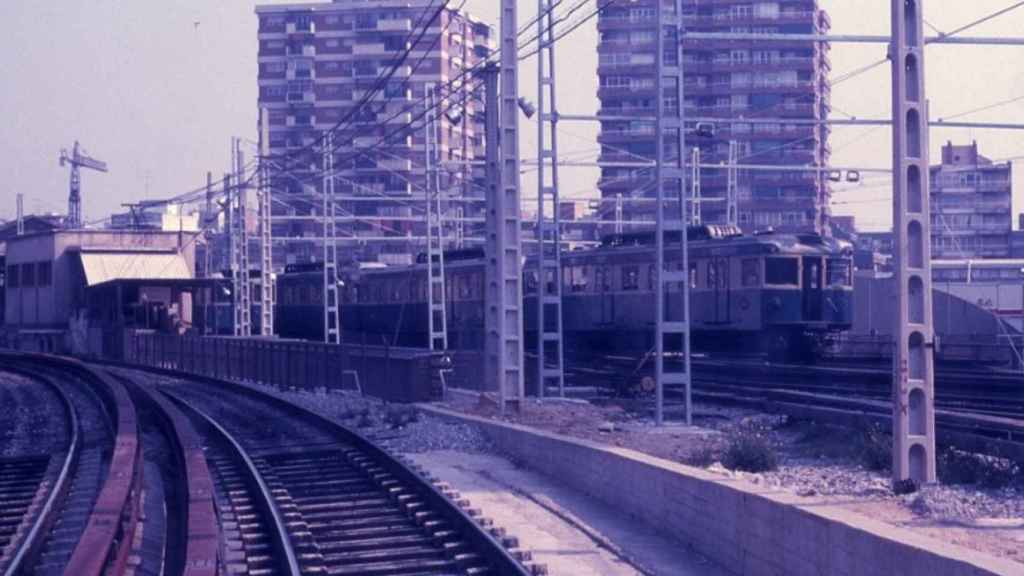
[
  {"left": 425, "top": 84, "right": 449, "bottom": 351},
  {"left": 891, "top": 0, "right": 936, "bottom": 485},
  {"left": 615, "top": 193, "right": 623, "bottom": 234},
  {"left": 16, "top": 194, "right": 24, "bottom": 236},
  {"left": 59, "top": 141, "right": 107, "bottom": 228},
  {"left": 535, "top": 0, "right": 565, "bottom": 398},
  {"left": 654, "top": 0, "right": 692, "bottom": 426},
  {"left": 204, "top": 172, "right": 214, "bottom": 278},
  {"left": 484, "top": 32, "right": 524, "bottom": 413},
  {"left": 323, "top": 132, "right": 341, "bottom": 345},
  {"left": 257, "top": 108, "right": 275, "bottom": 337},
  {"left": 690, "top": 148, "right": 702, "bottom": 226},
  {"left": 221, "top": 174, "right": 232, "bottom": 275},
  {"left": 232, "top": 139, "right": 252, "bottom": 337},
  {"left": 726, "top": 141, "right": 739, "bottom": 227}
]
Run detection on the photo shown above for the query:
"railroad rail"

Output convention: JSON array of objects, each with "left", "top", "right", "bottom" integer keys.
[
  {"left": 572, "top": 353, "right": 1024, "bottom": 449},
  {"left": 0, "top": 365, "right": 78, "bottom": 576},
  {"left": 0, "top": 352, "right": 539, "bottom": 575},
  {"left": 139, "top": 368, "right": 534, "bottom": 576},
  {"left": 0, "top": 353, "right": 144, "bottom": 576}
]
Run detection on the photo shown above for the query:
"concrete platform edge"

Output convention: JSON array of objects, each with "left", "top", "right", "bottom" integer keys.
[{"left": 419, "top": 404, "right": 1021, "bottom": 576}]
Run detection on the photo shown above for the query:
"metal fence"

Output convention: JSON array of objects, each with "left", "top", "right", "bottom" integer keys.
[{"left": 121, "top": 331, "right": 444, "bottom": 402}]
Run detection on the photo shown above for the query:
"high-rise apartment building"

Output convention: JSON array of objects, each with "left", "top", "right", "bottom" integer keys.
[
  {"left": 256, "top": 1, "right": 492, "bottom": 264},
  {"left": 596, "top": 1, "right": 832, "bottom": 233},
  {"left": 930, "top": 141, "right": 1013, "bottom": 259}
]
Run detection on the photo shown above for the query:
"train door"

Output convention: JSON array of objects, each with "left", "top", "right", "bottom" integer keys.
[
  {"left": 802, "top": 257, "right": 823, "bottom": 321},
  {"left": 599, "top": 266, "right": 615, "bottom": 324},
  {"left": 712, "top": 257, "right": 731, "bottom": 324}
]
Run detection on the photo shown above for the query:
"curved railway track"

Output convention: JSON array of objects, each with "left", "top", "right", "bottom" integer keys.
[
  {"left": 0, "top": 353, "right": 536, "bottom": 575},
  {"left": 0, "top": 367, "right": 77, "bottom": 576},
  {"left": 146, "top": 371, "right": 532, "bottom": 576},
  {"left": 0, "top": 354, "right": 144, "bottom": 576}
]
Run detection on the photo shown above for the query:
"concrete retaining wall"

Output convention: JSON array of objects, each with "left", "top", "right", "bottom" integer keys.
[{"left": 421, "top": 405, "right": 1020, "bottom": 576}]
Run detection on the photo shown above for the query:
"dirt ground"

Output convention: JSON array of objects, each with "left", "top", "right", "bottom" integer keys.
[{"left": 440, "top": 394, "right": 1024, "bottom": 566}]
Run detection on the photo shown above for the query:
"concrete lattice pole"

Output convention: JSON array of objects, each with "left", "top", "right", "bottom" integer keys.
[
  {"left": 890, "top": 0, "right": 937, "bottom": 485},
  {"left": 485, "top": 0, "right": 525, "bottom": 413}
]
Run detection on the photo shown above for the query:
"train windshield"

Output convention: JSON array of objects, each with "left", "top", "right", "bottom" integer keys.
[
  {"left": 827, "top": 259, "right": 852, "bottom": 287},
  {"left": 765, "top": 257, "right": 799, "bottom": 285}
]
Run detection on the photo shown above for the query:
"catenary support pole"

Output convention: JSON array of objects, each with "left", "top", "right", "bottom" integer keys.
[
  {"left": 425, "top": 84, "right": 449, "bottom": 351},
  {"left": 891, "top": 0, "right": 937, "bottom": 485},
  {"left": 258, "top": 108, "right": 275, "bottom": 337},
  {"left": 654, "top": 0, "right": 693, "bottom": 426},
  {"left": 535, "top": 0, "right": 566, "bottom": 398}
]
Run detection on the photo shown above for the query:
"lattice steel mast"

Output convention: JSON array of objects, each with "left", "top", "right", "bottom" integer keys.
[
  {"left": 535, "top": 0, "right": 565, "bottom": 397},
  {"left": 425, "top": 84, "right": 449, "bottom": 351},
  {"left": 654, "top": 0, "right": 692, "bottom": 426},
  {"left": 323, "top": 132, "right": 341, "bottom": 345},
  {"left": 726, "top": 140, "right": 739, "bottom": 227},
  {"left": 257, "top": 108, "right": 275, "bottom": 337},
  {"left": 232, "top": 138, "right": 252, "bottom": 337}
]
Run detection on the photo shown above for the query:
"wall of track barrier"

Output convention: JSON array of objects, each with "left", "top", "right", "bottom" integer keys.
[{"left": 119, "top": 330, "right": 444, "bottom": 403}]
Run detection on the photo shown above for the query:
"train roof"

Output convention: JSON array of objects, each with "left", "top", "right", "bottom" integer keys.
[{"left": 577, "top": 226, "right": 851, "bottom": 258}]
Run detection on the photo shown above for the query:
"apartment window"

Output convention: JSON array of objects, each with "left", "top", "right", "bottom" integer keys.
[
  {"left": 355, "top": 14, "right": 377, "bottom": 29},
  {"left": 753, "top": 2, "right": 780, "bottom": 19}
]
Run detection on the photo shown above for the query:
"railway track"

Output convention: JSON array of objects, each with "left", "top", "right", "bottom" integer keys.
[
  {"left": 0, "top": 354, "right": 538, "bottom": 575},
  {"left": 150, "top": 371, "right": 533, "bottom": 576},
  {"left": 0, "top": 368, "right": 76, "bottom": 576},
  {"left": 0, "top": 353, "right": 144, "bottom": 576},
  {"left": 569, "top": 353, "right": 1024, "bottom": 445}
]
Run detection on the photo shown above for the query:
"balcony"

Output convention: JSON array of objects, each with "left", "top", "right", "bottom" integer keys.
[
  {"left": 353, "top": 43, "right": 386, "bottom": 56},
  {"left": 286, "top": 21, "right": 314, "bottom": 35},
  {"left": 378, "top": 19, "right": 412, "bottom": 32}
]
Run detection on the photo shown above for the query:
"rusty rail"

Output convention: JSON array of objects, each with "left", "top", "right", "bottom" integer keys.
[
  {"left": 130, "top": 380, "right": 219, "bottom": 576},
  {"left": 52, "top": 356, "right": 144, "bottom": 576}
]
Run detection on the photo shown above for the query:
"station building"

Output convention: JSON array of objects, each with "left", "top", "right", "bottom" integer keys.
[{"left": 2, "top": 229, "right": 230, "bottom": 355}]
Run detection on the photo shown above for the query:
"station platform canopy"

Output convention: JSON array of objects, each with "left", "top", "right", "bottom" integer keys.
[{"left": 76, "top": 249, "right": 192, "bottom": 287}]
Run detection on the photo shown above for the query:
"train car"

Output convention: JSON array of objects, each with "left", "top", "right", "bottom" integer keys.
[
  {"left": 340, "top": 249, "right": 486, "bottom": 348},
  {"left": 274, "top": 226, "right": 854, "bottom": 359},
  {"left": 554, "top": 226, "right": 853, "bottom": 359}
]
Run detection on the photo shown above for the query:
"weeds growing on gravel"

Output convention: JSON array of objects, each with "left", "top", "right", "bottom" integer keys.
[
  {"left": 722, "top": 427, "right": 778, "bottom": 472},
  {"left": 938, "top": 446, "right": 1021, "bottom": 489}
]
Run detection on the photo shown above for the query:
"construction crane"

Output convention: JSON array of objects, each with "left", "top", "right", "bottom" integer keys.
[{"left": 59, "top": 141, "right": 108, "bottom": 228}]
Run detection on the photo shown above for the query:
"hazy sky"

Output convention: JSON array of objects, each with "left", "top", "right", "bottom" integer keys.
[{"left": 1, "top": 1, "right": 1021, "bottom": 232}]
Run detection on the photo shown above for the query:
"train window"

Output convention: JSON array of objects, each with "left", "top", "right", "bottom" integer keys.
[
  {"left": 459, "top": 275, "right": 471, "bottom": 299},
  {"left": 599, "top": 267, "right": 612, "bottom": 292},
  {"left": 741, "top": 258, "right": 761, "bottom": 287},
  {"left": 6, "top": 265, "right": 18, "bottom": 288},
  {"left": 706, "top": 262, "right": 716, "bottom": 288},
  {"left": 690, "top": 262, "right": 697, "bottom": 289},
  {"left": 569, "top": 266, "right": 588, "bottom": 293},
  {"left": 524, "top": 270, "right": 538, "bottom": 294},
  {"left": 765, "top": 257, "right": 799, "bottom": 285},
  {"left": 827, "top": 259, "right": 852, "bottom": 286},
  {"left": 622, "top": 266, "right": 640, "bottom": 291}
]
